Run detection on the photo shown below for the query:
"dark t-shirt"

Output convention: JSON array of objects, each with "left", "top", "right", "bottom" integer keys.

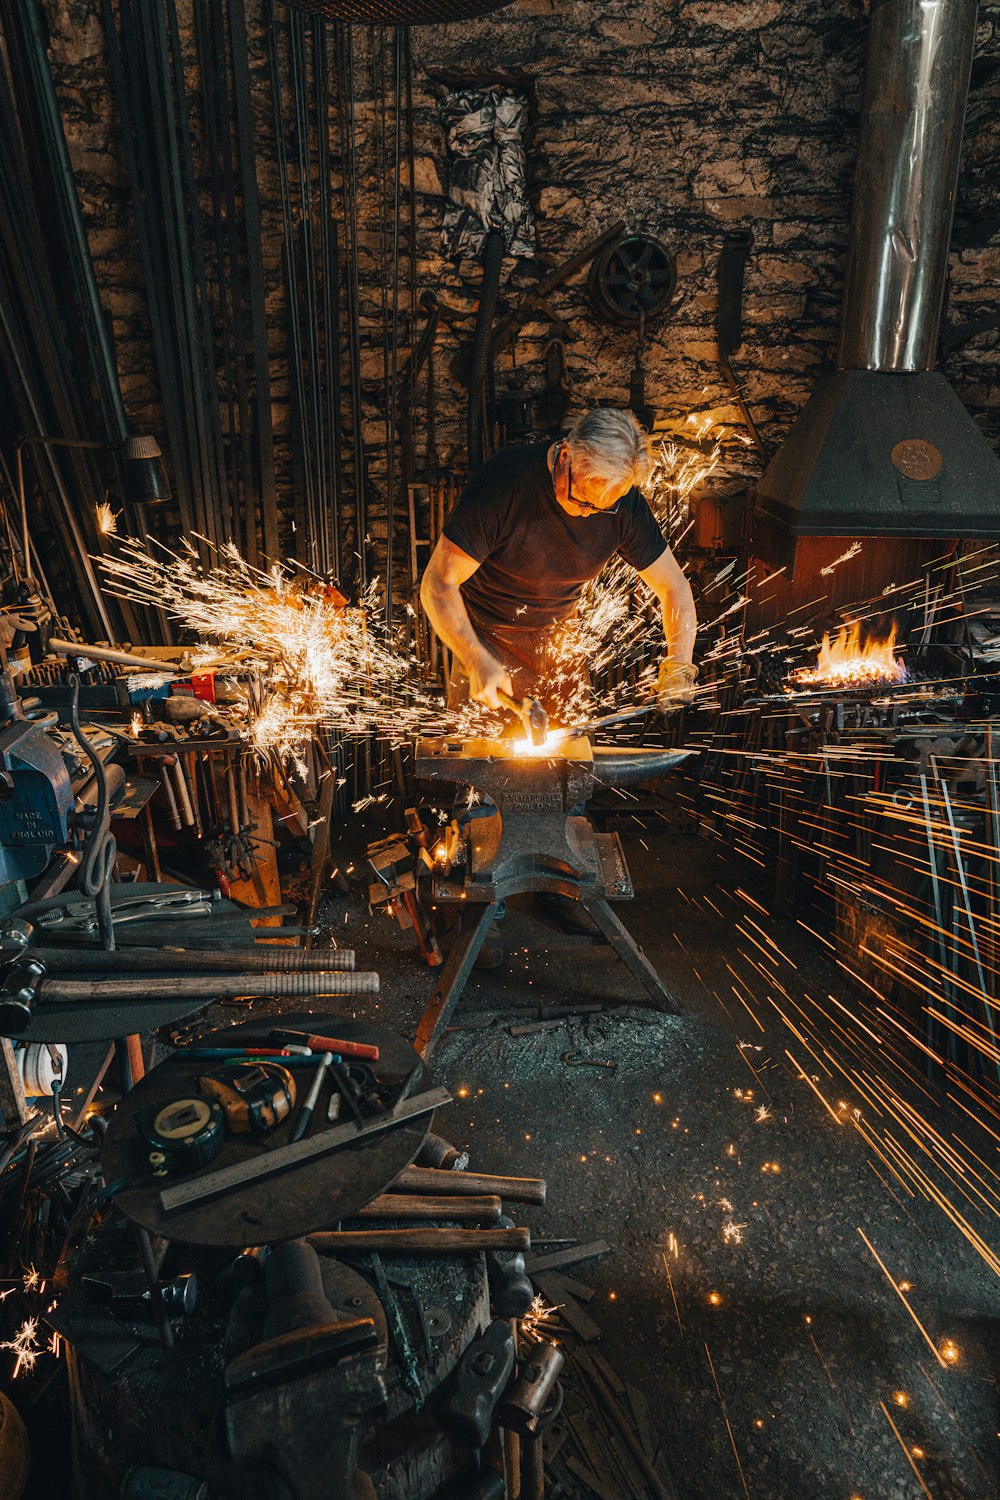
[{"left": 443, "top": 442, "right": 667, "bottom": 635}]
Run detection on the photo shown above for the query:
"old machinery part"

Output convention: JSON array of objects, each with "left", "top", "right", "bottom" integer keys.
[
  {"left": 137, "top": 1096, "right": 225, "bottom": 1177},
  {"left": 717, "top": 230, "right": 764, "bottom": 453},
  {"left": 468, "top": 229, "right": 505, "bottom": 468},
  {"left": 589, "top": 234, "right": 676, "bottom": 325}
]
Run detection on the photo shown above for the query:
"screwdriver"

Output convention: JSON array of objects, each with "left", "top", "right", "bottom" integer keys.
[
  {"left": 269, "top": 1028, "right": 379, "bottom": 1062},
  {"left": 291, "top": 1054, "right": 333, "bottom": 1142}
]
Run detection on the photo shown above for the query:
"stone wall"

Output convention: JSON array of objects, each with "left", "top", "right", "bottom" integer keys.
[{"left": 37, "top": 0, "right": 1000, "bottom": 581}]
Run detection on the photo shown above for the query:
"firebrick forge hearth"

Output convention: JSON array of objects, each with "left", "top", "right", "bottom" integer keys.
[{"left": 2, "top": 0, "right": 1000, "bottom": 1497}]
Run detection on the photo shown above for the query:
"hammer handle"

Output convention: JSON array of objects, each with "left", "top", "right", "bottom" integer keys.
[
  {"left": 32, "top": 947, "right": 356, "bottom": 974},
  {"left": 496, "top": 689, "right": 522, "bottom": 714},
  {"left": 308, "top": 1227, "right": 529, "bottom": 1254},
  {"left": 351, "top": 1194, "right": 502, "bottom": 1223},
  {"left": 39, "top": 971, "right": 379, "bottom": 1002},
  {"left": 392, "top": 1165, "right": 547, "bottom": 1206}
]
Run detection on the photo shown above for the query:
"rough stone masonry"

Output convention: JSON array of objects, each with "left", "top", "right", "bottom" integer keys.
[{"left": 38, "top": 0, "right": 1000, "bottom": 572}]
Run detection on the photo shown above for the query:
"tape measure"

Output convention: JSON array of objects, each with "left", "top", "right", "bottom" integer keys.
[
  {"left": 198, "top": 1062, "right": 296, "bottom": 1136},
  {"left": 138, "top": 1096, "right": 225, "bottom": 1177}
]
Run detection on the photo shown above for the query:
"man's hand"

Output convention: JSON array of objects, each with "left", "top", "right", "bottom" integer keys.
[
  {"left": 468, "top": 651, "right": 513, "bottom": 710},
  {"left": 654, "top": 659, "right": 698, "bottom": 711}
]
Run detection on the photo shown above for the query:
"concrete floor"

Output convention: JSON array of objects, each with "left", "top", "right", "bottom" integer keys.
[{"left": 339, "top": 797, "right": 1000, "bottom": 1500}]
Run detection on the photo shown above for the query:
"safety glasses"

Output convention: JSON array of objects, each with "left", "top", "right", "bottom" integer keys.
[{"left": 557, "top": 444, "right": 626, "bottom": 515}]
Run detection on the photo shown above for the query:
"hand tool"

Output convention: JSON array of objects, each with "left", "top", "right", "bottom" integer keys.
[
  {"left": 561, "top": 1052, "right": 618, "bottom": 1072},
  {"left": 499, "top": 1342, "right": 565, "bottom": 1435},
  {"left": 496, "top": 688, "right": 548, "bottom": 747},
  {"left": 290, "top": 1053, "right": 333, "bottom": 1143},
  {"left": 415, "top": 1132, "right": 469, "bottom": 1170},
  {"left": 198, "top": 1062, "right": 296, "bottom": 1136},
  {"left": 82, "top": 1269, "right": 199, "bottom": 1320},
  {"left": 351, "top": 1193, "right": 502, "bottom": 1223},
  {"left": 368, "top": 1250, "right": 422, "bottom": 1407},
  {"left": 328, "top": 1057, "right": 367, "bottom": 1127},
  {"left": 576, "top": 1354, "right": 678, "bottom": 1500},
  {"left": 137, "top": 1095, "right": 225, "bottom": 1177},
  {"left": 46, "top": 637, "right": 181, "bottom": 675},
  {"left": 485, "top": 1213, "right": 535, "bottom": 1316},
  {"left": 23, "top": 946, "right": 358, "bottom": 974},
  {"left": 391, "top": 1165, "right": 546, "bottom": 1206},
  {"left": 0, "top": 968, "right": 380, "bottom": 1031},
  {"left": 270, "top": 1027, "right": 379, "bottom": 1061},
  {"left": 158, "top": 1086, "right": 450, "bottom": 1213},
  {"left": 438, "top": 1319, "right": 516, "bottom": 1448},
  {"left": 308, "top": 1226, "right": 529, "bottom": 1255},
  {"left": 179, "top": 1046, "right": 309, "bottom": 1059},
  {"left": 34, "top": 888, "right": 221, "bottom": 932}
]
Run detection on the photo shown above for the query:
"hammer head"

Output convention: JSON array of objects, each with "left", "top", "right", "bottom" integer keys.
[{"left": 523, "top": 696, "right": 548, "bottom": 747}]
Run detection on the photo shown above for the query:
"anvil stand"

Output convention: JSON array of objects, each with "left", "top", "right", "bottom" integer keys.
[{"left": 414, "top": 734, "right": 686, "bottom": 1059}]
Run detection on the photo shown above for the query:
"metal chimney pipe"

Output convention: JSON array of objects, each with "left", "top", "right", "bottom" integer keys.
[{"left": 838, "top": 0, "right": 979, "bottom": 373}]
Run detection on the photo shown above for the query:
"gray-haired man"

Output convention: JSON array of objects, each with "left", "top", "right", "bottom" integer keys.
[{"left": 421, "top": 408, "right": 698, "bottom": 720}]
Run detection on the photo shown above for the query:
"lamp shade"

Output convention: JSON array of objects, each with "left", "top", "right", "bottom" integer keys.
[{"left": 122, "top": 434, "right": 172, "bottom": 505}]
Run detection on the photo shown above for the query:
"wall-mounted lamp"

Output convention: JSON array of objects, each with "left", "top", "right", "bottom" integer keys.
[{"left": 15, "top": 432, "right": 172, "bottom": 579}]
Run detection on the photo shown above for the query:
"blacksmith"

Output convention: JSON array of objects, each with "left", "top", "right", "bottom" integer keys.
[{"left": 420, "top": 407, "right": 698, "bottom": 721}]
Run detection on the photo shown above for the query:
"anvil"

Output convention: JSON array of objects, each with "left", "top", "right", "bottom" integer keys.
[{"left": 413, "top": 733, "right": 695, "bottom": 1056}]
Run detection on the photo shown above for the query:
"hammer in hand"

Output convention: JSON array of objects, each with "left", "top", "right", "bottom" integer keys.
[{"left": 496, "top": 689, "right": 548, "bottom": 747}]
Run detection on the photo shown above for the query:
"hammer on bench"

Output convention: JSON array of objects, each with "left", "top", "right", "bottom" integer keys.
[{"left": 496, "top": 689, "right": 548, "bottom": 747}]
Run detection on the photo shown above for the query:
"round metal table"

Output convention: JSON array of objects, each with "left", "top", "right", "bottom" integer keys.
[{"left": 102, "top": 1013, "right": 432, "bottom": 1248}]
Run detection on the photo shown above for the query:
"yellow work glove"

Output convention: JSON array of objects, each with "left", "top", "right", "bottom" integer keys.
[{"left": 654, "top": 659, "right": 698, "bottom": 711}]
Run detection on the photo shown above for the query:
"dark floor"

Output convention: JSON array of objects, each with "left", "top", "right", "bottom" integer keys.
[{"left": 338, "top": 800, "right": 1000, "bottom": 1500}]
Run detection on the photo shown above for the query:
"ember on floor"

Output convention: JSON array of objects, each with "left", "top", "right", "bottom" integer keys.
[{"left": 0, "top": 1, "right": 998, "bottom": 1498}]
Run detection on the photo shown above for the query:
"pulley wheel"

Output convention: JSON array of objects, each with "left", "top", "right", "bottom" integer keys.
[{"left": 589, "top": 234, "right": 676, "bottom": 325}]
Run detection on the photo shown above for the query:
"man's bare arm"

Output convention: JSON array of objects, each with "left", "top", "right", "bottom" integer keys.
[
  {"left": 637, "top": 545, "right": 697, "bottom": 663},
  {"left": 420, "top": 537, "right": 513, "bottom": 708}
]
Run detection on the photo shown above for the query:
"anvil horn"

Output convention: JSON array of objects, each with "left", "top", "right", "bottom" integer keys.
[{"left": 591, "top": 746, "right": 698, "bottom": 788}]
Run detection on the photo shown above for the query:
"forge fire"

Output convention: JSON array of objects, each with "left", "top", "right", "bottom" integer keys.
[
  {"left": 789, "top": 621, "right": 909, "bottom": 690},
  {"left": 1, "top": 2, "right": 999, "bottom": 1499}
]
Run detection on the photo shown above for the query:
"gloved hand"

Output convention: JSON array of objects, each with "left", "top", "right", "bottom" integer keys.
[{"left": 654, "top": 659, "right": 698, "bottom": 711}]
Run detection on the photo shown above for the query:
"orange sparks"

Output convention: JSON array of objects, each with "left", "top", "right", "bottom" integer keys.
[{"left": 857, "top": 1229, "right": 947, "bottom": 1368}]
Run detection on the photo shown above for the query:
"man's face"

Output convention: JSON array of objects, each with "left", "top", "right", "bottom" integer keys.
[{"left": 553, "top": 443, "right": 626, "bottom": 518}]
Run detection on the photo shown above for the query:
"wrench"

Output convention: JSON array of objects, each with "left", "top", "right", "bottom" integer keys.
[{"left": 561, "top": 1052, "right": 617, "bottom": 1073}]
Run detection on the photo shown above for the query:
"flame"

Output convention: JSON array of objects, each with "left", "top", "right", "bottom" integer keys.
[{"left": 791, "top": 622, "right": 907, "bottom": 690}]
